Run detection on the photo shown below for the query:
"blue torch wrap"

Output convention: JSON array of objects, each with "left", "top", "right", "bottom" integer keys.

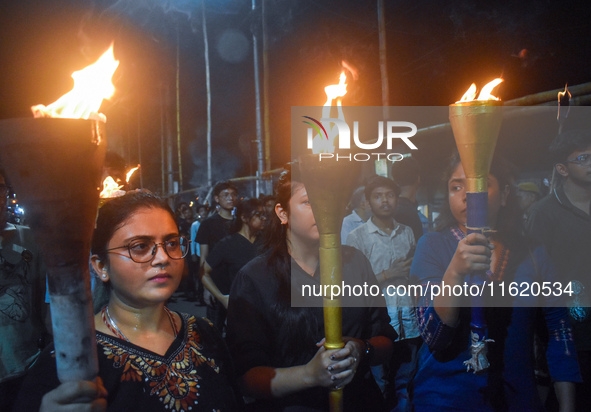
[
  {"left": 449, "top": 99, "right": 503, "bottom": 374},
  {"left": 466, "top": 191, "right": 489, "bottom": 346}
]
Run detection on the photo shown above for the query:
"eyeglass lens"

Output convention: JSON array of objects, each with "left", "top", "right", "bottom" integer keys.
[{"left": 128, "top": 237, "right": 188, "bottom": 262}]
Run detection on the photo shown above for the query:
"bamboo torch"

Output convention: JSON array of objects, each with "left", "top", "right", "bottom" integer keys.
[
  {"left": 448, "top": 79, "right": 503, "bottom": 373},
  {"left": 0, "top": 46, "right": 118, "bottom": 382},
  {"left": 298, "top": 71, "right": 359, "bottom": 411}
]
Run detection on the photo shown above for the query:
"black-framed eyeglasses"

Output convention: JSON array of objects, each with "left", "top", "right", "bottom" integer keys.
[
  {"left": 106, "top": 236, "right": 189, "bottom": 263},
  {"left": 567, "top": 153, "right": 591, "bottom": 166}
]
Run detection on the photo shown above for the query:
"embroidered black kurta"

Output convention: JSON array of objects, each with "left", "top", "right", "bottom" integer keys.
[{"left": 14, "top": 313, "right": 241, "bottom": 411}]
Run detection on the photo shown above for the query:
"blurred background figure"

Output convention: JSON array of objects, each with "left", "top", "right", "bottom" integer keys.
[
  {"left": 190, "top": 204, "right": 209, "bottom": 259},
  {"left": 102, "top": 151, "right": 127, "bottom": 186},
  {"left": 202, "top": 198, "right": 265, "bottom": 332},
  {"left": 260, "top": 194, "right": 276, "bottom": 231},
  {"left": 526, "top": 130, "right": 591, "bottom": 411},
  {"left": 516, "top": 182, "right": 541, "bottom": 224},
  {"left": 346, "top": 176, "right": 418, "bottom": 410},
  {"left": 175, "top": 202, "right": 194, "bottom": 239},
  {"left": 175, "top": 202, "right": 197, "bottom": 301},
  {"left": 196, "top": 181, "right": 238, "bottom": 321},
  {"left": 391, "top": 157, "right": 424, "bottom": 242},
  {"left": 261, "top": 194, "right": 276, "bottom": 215},
  {"left": 0, "top": 169, "right": 49, "bottom": 411},
  {"left": 189, "top": 203, "right": 208, "bottom": 306},
  {"left": 341, "top": 186, "right": 371, "bottom": 244}
]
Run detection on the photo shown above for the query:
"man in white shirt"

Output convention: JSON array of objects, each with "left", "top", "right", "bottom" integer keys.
[
  {"left": 346, "top": 175, "right": 420, "bottom": 412},
  {"left": 341, "top": 186, "right": 371, "bottom": 244}
]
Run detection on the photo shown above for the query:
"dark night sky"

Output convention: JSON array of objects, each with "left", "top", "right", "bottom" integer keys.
[{"left": 1, "top": 0, "right": 590, "bottom": 195}]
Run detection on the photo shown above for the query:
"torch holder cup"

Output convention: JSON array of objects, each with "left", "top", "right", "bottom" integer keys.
[
  {"left": 449, "top": 101, "right": 503, "bottom": 196},
  {"left": 0, "top": 118, "right": 106, "bottom": 382}
]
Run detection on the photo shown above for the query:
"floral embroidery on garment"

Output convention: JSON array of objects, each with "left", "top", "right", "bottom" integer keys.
[{"left": 97, "top": 316, "right": 220, "bottom": 412}]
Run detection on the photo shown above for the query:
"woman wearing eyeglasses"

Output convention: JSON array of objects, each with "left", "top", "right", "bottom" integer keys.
[
  {"left": 14, "top": 191, "right": 241, "bottom": 412},
  {"left": 201, "top": 198, "right": 264, "bottom": 321}
]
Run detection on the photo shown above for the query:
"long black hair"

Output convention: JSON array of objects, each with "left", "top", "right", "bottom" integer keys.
[
  {"left": 263, "top": 163, "right": 321, "bottom": 365},
  {"left": 262, "top": 166, "right": 295, "bottom": 277}
]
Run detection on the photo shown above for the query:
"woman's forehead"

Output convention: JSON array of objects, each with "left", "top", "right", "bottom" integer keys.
[
  {"left": 117, "top": 208, "right": 175, "bottom": 231},
  {"left": 291, "top": 184, "right": 307, "bottom": 198}
]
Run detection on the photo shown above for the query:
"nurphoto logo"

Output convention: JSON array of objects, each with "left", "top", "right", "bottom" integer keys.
[{"left": 303, "top": 116, "right": 418, "bottom": 162}]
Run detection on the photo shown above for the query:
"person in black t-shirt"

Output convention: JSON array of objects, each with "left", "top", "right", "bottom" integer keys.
[
  {"left": 202, "top": 198, "right": 265, "bottom": 331},
  {"left": 195, "top": 181, "right": 237, "bottom": 282},
  {"left": 196, "top": 181, "right": 238, "bottom": 321},
  {"left": 226, "top": 164, "right": 395, "bottom": 411}
]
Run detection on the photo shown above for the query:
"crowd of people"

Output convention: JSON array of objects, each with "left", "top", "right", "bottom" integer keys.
[{"left": 0, "top": 128, "right": 590, "bottom": 411}]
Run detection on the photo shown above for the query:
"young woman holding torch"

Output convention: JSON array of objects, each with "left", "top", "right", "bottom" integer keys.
[
  {"left": 14, "top": 191, "right": 241, "bottom": 411},
  {"left": 226, "top": 164, "right": 396, "bottom": 411},
  {"left": 410, "top": 152, "right": 580, "bottom": 411}
]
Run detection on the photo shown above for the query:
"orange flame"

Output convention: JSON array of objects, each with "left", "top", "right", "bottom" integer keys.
[
  {"left": 100, "top": 176, "right": 124, "bottom": 198},
  {"left": 31, "top": 44, "right": 119, "bottom": 122},
  {"left": 558, "top": 84, "right": 571, "bottom": 103},
  {"left": 324, "top": 72, "right": 347, "bottom": 106},
  {"left": 126, "top": 165, "right": 140, "bottom": 183},
  {"left": 310, "top": 72, "right": 348, "bottom": 154},
  {"left": 457, "top": 78, "right": 503, "bottom": 103}
]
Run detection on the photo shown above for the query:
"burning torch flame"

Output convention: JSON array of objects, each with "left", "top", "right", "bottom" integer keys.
[
  {"left": 324, "top": 72, "right": 348, "bottom": 106},
  {"left": 309, "top": 72, "right": 348, "bottom": 154},
  {"left": 31, "top": 44, "right": 119, "bottom": 123},
  {"left": 100, "top": 165, "right": 140, "bottom": 198},
  {"left": 557, "top": 84, "right": 571, "bottom": 121},
  {"left": 457, "top": 78, "right": 503, "bottom": 103},
  {"left": 126, "top": 165, "right": 140, "bottom": 183},
  {"left": 99, "top": 176, "right": 124, "bottom": 198}
]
